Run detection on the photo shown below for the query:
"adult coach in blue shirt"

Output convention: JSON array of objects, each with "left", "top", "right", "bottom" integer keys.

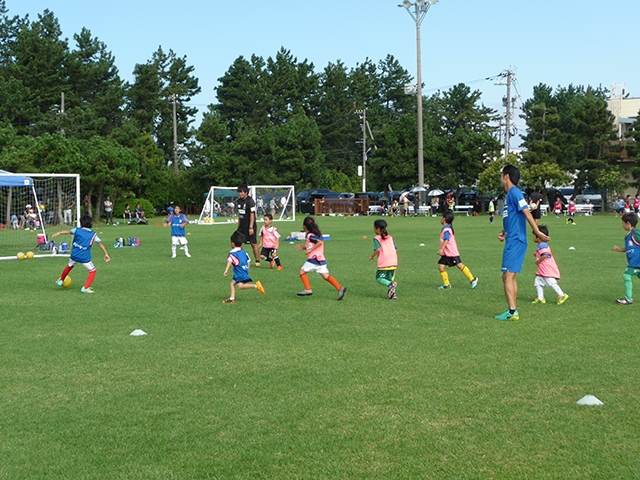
[{"left": 496, "top": 165, "right": 549, "bottom": 322}]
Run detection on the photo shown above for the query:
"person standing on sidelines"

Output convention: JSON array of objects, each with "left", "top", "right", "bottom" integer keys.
[
  {"left": 236, "top": 184, "right": 261, "bottom": 266},
  {"left": 496, "top": 165, "right": 549, "bottom": 321},
  {"left": 167, "top": 205, "right": 191, "bottom": 258},
  {"left": 104, "top": 196, "right": 113, "bottom": 225}
]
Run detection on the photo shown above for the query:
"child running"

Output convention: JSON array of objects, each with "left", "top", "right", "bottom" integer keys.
[
  {"left": 612, "top": 212, "right": 640, "bottom": 305},
  {"left": 296, "top": 216, "right": 346, "bottom": 300},
  {"left": 222, "top": 231, "right": 265, "bottom": 304},
  {"left": 437, "top": 210, "right": 478, "bottom": 290},
  {"left": 167, "top": 205, "right": 191, "bottom": 258},
  {"left": 532, "top": 225, "right": 569, "bottom": 305},
  {"left": 369, "top": 219, "right": 398, "bottom": 299},
  {"left": 566, "top": 197, "right": 577, "bottom": 225},
  {"left": 52, "top": 215, "right": 110, "bottom": 293},
  {"left": 258, "top": 214, "right": 283, "bottom": 270}
]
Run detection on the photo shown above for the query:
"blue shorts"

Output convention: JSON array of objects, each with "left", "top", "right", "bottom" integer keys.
[
  {"left": 501, "top": 239, "right": 527, "bottom": 273},
  {"left": 234, "top": 275, "right": 252, "bottom": 284}
]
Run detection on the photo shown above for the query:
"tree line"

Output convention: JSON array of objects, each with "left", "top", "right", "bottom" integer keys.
[{"left": 1, "top": 3, "right": 636, "bottom": 217}]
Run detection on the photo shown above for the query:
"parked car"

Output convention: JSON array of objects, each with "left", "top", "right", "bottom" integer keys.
[
  {"left": 356, "top": 192, "right": 384, "bottom": 202},
  {"left": 575, "top": 186, "right": 602, "bottom": 206},
  {"left": 339, "top": 192, "right": 355, "bottom": 199},
  {"left": 296, "top": 189, "right": 340, "bottom": 214}
]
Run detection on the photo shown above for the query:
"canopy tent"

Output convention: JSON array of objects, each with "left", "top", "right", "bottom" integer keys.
[{"left": 0, "top": 169, "right": 34, "bottom": 187}]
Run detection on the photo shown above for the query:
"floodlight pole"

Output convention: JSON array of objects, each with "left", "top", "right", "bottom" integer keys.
[{"left": 400, "top": 0, "right": 438, "bottom": 196}]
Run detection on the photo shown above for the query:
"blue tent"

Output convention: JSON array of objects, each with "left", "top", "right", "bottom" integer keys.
[{"left": 0, "top": 169, "right": 34, "bottom": 187}]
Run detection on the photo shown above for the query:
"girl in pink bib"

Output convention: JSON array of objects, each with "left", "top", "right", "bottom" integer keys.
[
  {"left": 532, "top": 225, "right": 569, "bottom": 305},
  {"left": 437, "top": 211, "right": 478, "bottom": 290},
  {"left": 369, "top": 219, "right": 398, "bottom": 299}
]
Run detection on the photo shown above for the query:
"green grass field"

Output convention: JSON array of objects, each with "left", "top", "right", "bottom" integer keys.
[{"left": 2, "top": 213, "right": 639, "bottom": 479}]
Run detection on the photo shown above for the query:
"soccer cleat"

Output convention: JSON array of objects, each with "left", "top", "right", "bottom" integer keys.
[
  {"left": 532, "top": 297, "right": 546, "bottom": 304},
  {"left": 256, "top": 280, "right": 265, "bottom": 294},
  {"left": 297, "top": 289, "right": 313, "bottom": 296},
  {"left": 616, "top": 297, "right": 633, "bottom": 305},
  {"left": 254, "top": 261, "right": 261, "bottom": 267},
  {"left": 471, "top": 277, "right": 478, "bottom": 289},
  {"left": 276, "top": 266, "right": 284, "bottom": 271},
  {"left": 337, "top": 286, "right": 347, "bottom": 300},
  {"left": 557, "top": 294, "right": 569, "bottom": 305},
  {"left": 172, "top": 254, "right": 176, "bottom": 258},
  {"left": 495, "top": 309, "right": 519, "bottom": 321},
  {"left": 56, "top": 279, "right": 63, "bottom": 287},
  {"left": 387, "top": 281, "right": 397, "bottom": 299},
  {"left": 185, "top": 253, "right": 191, "bottom": 258},
  {"left": 222, "top": 298, "right": 236, "bottom": 304},
  {"left": 81, "top": 287, "right": 94, "bottom": 294},
  {"left": 437, "top": 285, "right": 451, "bottom": 290},
  {"left": 270, "top": 260, "right": 275, "bottom": 269},
  {"left": 389, "top": 294, "right": 398, "bottom": 300}
]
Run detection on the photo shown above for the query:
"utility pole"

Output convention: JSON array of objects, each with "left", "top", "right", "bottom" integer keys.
[
  {"left": 498, "top": 69, "right": 515, "bottom": 157},
  {"left": 168, "top": 93, "right": 179, "bottom": 175},
  {"left": 355, "top": 108, "right": 376, "bottom": 192}
]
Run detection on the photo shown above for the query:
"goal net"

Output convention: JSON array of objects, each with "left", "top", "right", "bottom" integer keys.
[
  {"left": 197, "top": 185, "right": 295, "bottom": 224},
  {"left": 0, "top": 171, "right": 80, "bottom": 260}
]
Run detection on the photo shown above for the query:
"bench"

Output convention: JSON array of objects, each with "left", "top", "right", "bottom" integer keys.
[
  {"left": 564, "top": 204, "right": 594, "bottom": 215},
  {"left": 453, "top": 205, "right": 474, "bottom": 216}
]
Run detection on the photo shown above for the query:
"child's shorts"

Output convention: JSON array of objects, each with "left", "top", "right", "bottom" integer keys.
[
  {"left": 172, "top": 236, "right": 188, "bottom": 245},
  {"left": 376, "top": 269, "right": 396, "bottom": 283},
  {"left": 534, "top": 276, "right": 560, "bottom": 288},
  {"left": 301, "top": 261, "right": 329, "bottom": 275},
  {"left": 68, "top": 259, "right": 96, "bottom": 272}
]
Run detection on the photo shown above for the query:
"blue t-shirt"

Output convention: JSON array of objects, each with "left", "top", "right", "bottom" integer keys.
[
  {"left": 70, "top": 227, "right": 101, "bottom": 263},
  {"left": 168, "top": 213, "right": 188, "bottom": 237},
  {"left": 502, "top": 186, "right": 529, "bottom": 244},
  {"left": 625, "top": 228, "right": 640, "bottom": 268}
]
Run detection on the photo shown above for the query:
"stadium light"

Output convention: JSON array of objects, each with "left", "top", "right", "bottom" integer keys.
[{"left": 399, "top": 0, "right": 439, "bottom": 194}]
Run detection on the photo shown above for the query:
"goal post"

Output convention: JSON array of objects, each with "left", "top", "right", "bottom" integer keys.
[
  {"left": 197, "top": 185, "right": 295, "bottom": 224},
  {"left": 0, "top": 171, "right": 80, "bottom": 260}
]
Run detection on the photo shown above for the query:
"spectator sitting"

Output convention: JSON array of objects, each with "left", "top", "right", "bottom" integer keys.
[
  {"left": 123, "top": 204, "right": 132, "bottom": 222},
  {"left": 134, "top": 204, "right": 148, "bottom": 224}
]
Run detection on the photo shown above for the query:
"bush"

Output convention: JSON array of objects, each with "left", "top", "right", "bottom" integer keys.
[{"left": 113, "top": 198, "right": 155, "bottom": 219}]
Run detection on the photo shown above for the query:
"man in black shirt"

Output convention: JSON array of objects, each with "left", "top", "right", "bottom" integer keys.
[
  {"left": 529, "top": 186, "right": 544, "bottom": 224},
  {"left": 236, "top": 184, "right": 261, "bottom": 266}
]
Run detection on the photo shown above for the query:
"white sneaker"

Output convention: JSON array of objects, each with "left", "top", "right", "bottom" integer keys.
[
  {"left": 172, "top": 254, "right": 176, "bottom": 258},
  {"left": 185, "top": 253, "right": 191, "bottom": 258}
]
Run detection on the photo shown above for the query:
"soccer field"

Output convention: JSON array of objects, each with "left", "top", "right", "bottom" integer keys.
[{"left": 2, "top": 213, "right": 639, "bottom": 478}]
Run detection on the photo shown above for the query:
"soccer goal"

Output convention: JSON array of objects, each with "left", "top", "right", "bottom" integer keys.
[
  {"left": 197, "top": 185, "right": 295, "bottom": 224},
  {"left": 0, "top": 171, "right": 80, "bottom": 260}
]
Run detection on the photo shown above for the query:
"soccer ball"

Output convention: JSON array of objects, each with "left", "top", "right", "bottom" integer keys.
[
  {"left": 62, "top": 276, "right": 72, "bottom": 288},
  {"left": 26, "top": 251, "right": 34, "bottom": 259},
  {"left": 17, "top": 252, "right": 25, "bottom": 260}
]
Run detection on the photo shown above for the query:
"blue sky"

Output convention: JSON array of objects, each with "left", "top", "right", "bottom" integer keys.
[{"left": 10, "top": 0, "right": 640, "bottom": 147}]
